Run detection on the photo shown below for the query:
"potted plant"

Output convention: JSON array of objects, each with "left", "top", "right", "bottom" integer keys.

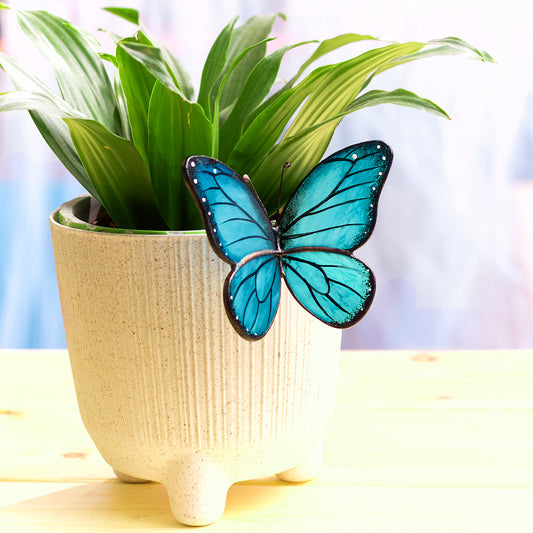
[{"left": 0, "top": 4, "right": 492, "bottom": 526}]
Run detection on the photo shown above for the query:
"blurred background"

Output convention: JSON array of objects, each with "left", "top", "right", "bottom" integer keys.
[{"left": 0, "top": 0, "right": 531, "bottom": 349}]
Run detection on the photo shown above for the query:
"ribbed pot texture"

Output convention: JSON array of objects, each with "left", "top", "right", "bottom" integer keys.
[{"left": 50, "top": 207, "right": 341, "bottom": 526}]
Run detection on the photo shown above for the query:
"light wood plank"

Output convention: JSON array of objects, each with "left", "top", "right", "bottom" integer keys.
[
  {"left": 1, "top": 481, "right": 532, "bottom": 532},
  {"left": 340, "top": 349, "right": 533, "bottom": 408},
  {"left": 0, "top": 350, "right": 112, "bottom": 481},
  {"left": 1, "top": 349, "right": 533, "bottom": 531}
]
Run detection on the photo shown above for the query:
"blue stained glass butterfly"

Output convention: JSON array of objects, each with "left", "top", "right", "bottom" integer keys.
[{"left": 183, "top": 140, "right": 392, "bottom": 341}]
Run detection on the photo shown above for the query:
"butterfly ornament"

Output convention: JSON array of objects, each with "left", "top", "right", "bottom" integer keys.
[{"left": 183, "top": 141, "right": 392, "bottom": 341}]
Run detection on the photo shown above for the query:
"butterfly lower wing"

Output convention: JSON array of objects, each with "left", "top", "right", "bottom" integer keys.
[
  {"left": 225, "top": 253, "right": 282, "bottom": 339},
  {"left": 281, "top": 250, "right": 374, "bottom": 328},
  {"left": 183, "top": 155, "right": 276, "bottom": 263},
  {"left": 279, "top": 141, "right": 392, "bottom": 251}
]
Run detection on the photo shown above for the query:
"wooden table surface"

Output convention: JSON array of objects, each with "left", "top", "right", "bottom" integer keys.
[{"left": 1, "top": 349, "right": 533, "bottom": 532}]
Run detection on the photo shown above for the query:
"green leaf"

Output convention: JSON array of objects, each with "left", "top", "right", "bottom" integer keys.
[
  {"left": 99, "top": 52, "right": 118, "bottom": 67},
  {"left": 112, "top": 74, "right": 132, "bottom": 141},
  {"left": 0, "top": 52, "right": 99, "bottom": 200},
  {"left": 116, "top": 36, "right": 156, "bottom": 166},
  {"left": 247, "top": 33, "right": 378, "bottom": 126},
  {"left": 254, "top": 122, "right": 336, "bottom": 213},
  {"left": 0, "top": 90, "right": 84, "bottom": 116},
  {"left": 347, "top": 88, "right": 450, "bottom": 118},
  {"left": 371, "top": 39, "right": 495, "bottom": 82},
  {"left": 254, "top": 89, "right": 450, "bottom": 199},
  {"left": 211, "top": 37, "right": 273, "bottom": 156},
  {"left": 286, "top": 42, "right": 423, "bottom": 137},
  {"left": 118, "top": 39, "right": 184, "bottom": 97},
  {"left": 147, "top": 82, "right": 212, "bottom": 230},
  {"left": 102, "top": 7, "right": 140, "bottom": 25},
  {"left": 357, "top": 38, "right": 495, "bottom": 94},
  {"left": 217, "top": 13, "right": 282, "bottom": 112},
  {"left": 226, "top": 87, "right": 449, "bottom": 172},
  {"left": 107, "top": 10, "right": 194, "bottom": 101},
  {"left": 218, "top": 41, "right": 312, "bottom": 159},
  {"left": 234, "top": 39, "right": 404, "bottom": 175},
  {"left": 227, "top": 64, "right": 334, "bottom": 173},
  {"left": 10, "top": 6, "right": 121, "bottom": 135},
  {"left": 161, "top": 49, "right": 195, "bottom": 101},
  {"left": 429, "top": 37, "right": 495, "bottom": 63},
  {"left": 275, "top": 88, "right": 450, "bottom": 154},
  {"left": 197, "top": 17, "right": 238, "bottom": 118},
  {"left": 250, "top": 42, "right": 426, "bottom": 211},
  {"left": 107, "top": 4, "right": 195, "bottom": 102},
  {"left": 64, "top": 118, "right": 165, "bottom": 229},
  {"left": 294, "top": 33, "right": 380, "bottom": 80}
]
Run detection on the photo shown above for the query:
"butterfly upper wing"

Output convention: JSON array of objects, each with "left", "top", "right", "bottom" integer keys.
[
  {"left": 281, "top": 250, "right": 374, "bottom": 328},
  {"left": 279, "top": 141, "right": 392, "bottom": 251},
  {"left": 183, "top": 155, "right": 280, "bottom": 339},
  {"left": 183, "top": 155, "right": 276, "bottom": 263}
]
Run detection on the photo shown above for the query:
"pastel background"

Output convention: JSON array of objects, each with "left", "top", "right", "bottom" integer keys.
[{"left": 0, "top": 0, "right": 531, "bottom": 349}]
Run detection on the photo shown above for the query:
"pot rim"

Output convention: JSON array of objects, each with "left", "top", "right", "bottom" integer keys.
[{"left": 50, "top": 194, "right": 206, "bottom": 237}]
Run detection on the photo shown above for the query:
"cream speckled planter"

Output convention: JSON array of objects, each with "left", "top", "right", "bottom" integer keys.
[{"left": 50, "top": 196, "right": 341, "bottom": 526}]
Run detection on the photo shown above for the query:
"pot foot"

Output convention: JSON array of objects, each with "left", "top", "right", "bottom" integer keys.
[
  {"left": 113, "top": 468, "right": 149, "bottom": 483},
  {"left": 276, "top": 439, "right": 323, "bottom": 482},
  {"left": 163, "top": 455, "right": 231, "bottom": 526}
]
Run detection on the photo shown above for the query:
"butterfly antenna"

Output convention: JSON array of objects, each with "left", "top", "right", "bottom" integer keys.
[{"left": 275, "top": 162, "right": 291, "bottom": 224}]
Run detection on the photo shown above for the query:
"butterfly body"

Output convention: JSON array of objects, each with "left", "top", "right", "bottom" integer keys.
[{"left": 183, "top": 141, "right": 392, "bottom": 340}]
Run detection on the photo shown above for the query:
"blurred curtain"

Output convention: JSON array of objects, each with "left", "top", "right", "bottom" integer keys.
[{"left": 0, "top": 0, "right": 531, "bottom": 349}]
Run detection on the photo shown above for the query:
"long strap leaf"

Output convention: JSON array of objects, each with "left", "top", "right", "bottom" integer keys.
[
  {"left": 285, "top": 42, "right": 423, "bottom": 136},
  {"left": 0, "top": 52, "right": 99, "bottom": 200},
  {"left": 226, "top": 64, "right": 334, "bottom": 174},
  {"left": 64, "top": 118, "right": 165, "bottom": 229},
  {"left": 211, "top": 38, "right": 273, "bottom": 157},
  {"left": 216, "top": 13, "right": 282, "bottom": 112},
  {"left": 118, "top": 40, "right": 184, "bottom": 97},
  {"left": 347, "top": 88, "right": 450, "bottom": 117},
  {"left": 147, "top": 82, "right": 212, "bottom": 230},
  {"left": 251, "top": 43, "right": 427, "bottom": 211},
  {"left": 247, "top": 33, "right": 381, "bottom": 127},
  {"left": 218, "top": 40, "right": 314, "bottom": 160},
  {"left": 197, "top": 17, "right": 238, "bottom": 119},
  {"left": 117, "top": 36, "right": 157, "bottom": 167},
  {"left": 3, "top": 5, "right": 121, "bottom": 135}
]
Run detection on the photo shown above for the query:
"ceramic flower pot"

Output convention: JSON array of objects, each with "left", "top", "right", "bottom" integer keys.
[{"left": 49, "top": 195, "right": 342, "bottom": 526}]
